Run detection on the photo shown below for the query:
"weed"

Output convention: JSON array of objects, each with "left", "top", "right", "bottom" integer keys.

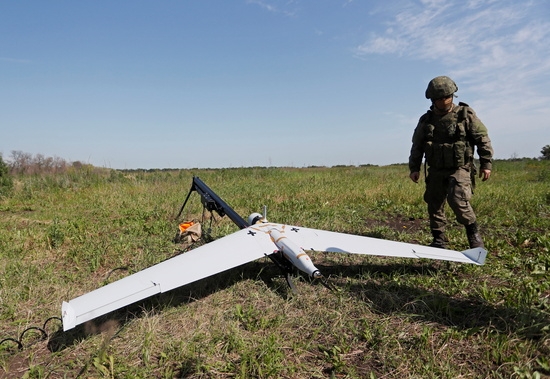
[{"left": 47, "top": 218, "right": 65, "bottom": 249}]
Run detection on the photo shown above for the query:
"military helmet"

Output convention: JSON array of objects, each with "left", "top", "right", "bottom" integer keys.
[{"left": 425, "top": 76, "right": 458, "bottom": 99}]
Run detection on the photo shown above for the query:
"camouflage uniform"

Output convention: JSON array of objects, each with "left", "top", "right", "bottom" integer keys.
[{"left": 409, "top": 77, "right": 493, "bottom": 248}]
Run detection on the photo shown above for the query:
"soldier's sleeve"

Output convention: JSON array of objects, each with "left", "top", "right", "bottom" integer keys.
[
  {"left": 408, "top": 119, "right": 426, "bottom": 173},
  {"left": 467, "top": 108, "right": 494, "bottom": 171}
]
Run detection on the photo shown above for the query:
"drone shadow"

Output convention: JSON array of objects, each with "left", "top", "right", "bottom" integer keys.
[
  {"left": 48, "top": 257, "right": 547, "bottom": 352},
  {"left": 316, "top": 260, "right": 549, "bottom": 341}
]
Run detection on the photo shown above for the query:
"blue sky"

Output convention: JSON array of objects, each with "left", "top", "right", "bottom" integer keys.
[{"left": 2, "top": 0, "right": 549, "bottom": 169}]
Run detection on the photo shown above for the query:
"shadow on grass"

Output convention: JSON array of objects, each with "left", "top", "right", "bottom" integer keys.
[
  {"left": 317, "top": 260, "right": 550, "bottom": 342},
  {"left": 48, "top": 257, "right": 548, "bottom": 353}
]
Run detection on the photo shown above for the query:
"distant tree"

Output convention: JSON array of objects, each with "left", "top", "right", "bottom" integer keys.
[
  {"left": 541, "top": 145, "right": 550, "bottom": 160},
  {"left": 8, "top": 150, "right": 69, "bottom": 174},
  {"left": 0, "top": 154, "right": 14, "bottom": 196},
  {"left": 10, "top": 150, "right": 32, "bottom": 174}
]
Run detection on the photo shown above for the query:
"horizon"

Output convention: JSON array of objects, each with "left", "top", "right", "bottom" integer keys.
[{"left": 2, "top": 149, "right": 544, "bottom": 173}]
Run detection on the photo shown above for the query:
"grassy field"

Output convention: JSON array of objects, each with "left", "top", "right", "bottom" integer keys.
[{"left": 0, "top": 161, "right": 549, "bottom": 378}]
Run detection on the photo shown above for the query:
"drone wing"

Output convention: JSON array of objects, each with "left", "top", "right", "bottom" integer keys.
[
  {"left": 62, "top": 227, "right": 276, "bottom": 331},
  {"left": 253, "top": 223, "right": 486, "bottom": 265},
  {"left": 62, "top": 222, "right": 486, "bottom": 331}
]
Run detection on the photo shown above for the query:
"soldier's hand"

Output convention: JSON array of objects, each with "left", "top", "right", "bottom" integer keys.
[
  {"left": 479, "top": 169, "right": 491, "bottom": 181},
  {"left": 410, "top": 172, "right": 420, "bottom": 183}
]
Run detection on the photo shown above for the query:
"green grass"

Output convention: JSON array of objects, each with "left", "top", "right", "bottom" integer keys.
[{"left": 0, "top": 161, "right": 549, "bottom": 378}]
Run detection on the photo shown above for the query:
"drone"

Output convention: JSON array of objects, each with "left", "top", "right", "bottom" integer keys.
[{"left": 61, "top": 177, "right": 486, "bottom": 331}]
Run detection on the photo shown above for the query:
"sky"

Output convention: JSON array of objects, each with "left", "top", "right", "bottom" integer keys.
[{"left": 1, "top": 0, "right": 549, "bottom": 169}]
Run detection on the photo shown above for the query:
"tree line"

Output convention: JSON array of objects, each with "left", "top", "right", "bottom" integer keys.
[
  {"left": 0, "top": 145, "right": 549, "bottom": 185},
  {"left": 2, "top": 150, "right": 90, "bottom": 175}
]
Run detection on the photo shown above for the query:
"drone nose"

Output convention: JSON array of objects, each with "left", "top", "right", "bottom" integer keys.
[{"left": 311, "top": 270, "right": 323, "bottom": 279}]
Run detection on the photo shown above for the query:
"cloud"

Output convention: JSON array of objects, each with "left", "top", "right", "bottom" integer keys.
[
  {"left": 355, "top": 1, "right": 550, "bottom": 72},
  {"left": 357, "top": 1, "right": 530, "bottom": 60},
  {"left": 247, "top": 0, "right": 277, "bottom": 13},
  {"left": 246, "top": 0, "right": 299, "bottom": 17}
]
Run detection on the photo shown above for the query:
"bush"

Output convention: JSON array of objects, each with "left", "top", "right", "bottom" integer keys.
[{"left": 0, "top": 154, "right": 14, "bottom": 196}]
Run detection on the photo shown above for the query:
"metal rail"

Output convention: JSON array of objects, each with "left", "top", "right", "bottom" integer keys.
[{"left": 175, "top": 176, "right": 249, "bottom": 229}]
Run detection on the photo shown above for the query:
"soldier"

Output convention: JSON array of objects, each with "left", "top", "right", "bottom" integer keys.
[{"left": 408, "top": 76, "right": 493, "bottom": 249}]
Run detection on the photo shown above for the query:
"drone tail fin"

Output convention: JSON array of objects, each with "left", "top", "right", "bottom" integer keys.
[{"left": 461, "top": 247, "right": 487, "bottom": 265}]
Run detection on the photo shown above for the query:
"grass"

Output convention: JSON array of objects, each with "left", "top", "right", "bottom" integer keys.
[{"left": 0, "top": 161, "right": 549, "bottom": 378}]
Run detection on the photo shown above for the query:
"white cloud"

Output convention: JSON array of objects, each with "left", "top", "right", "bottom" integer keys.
[
  {"left": 246, "top": 0, "right": 298, "bottom": 17},
  {"left": 356, "top": 35, "right": 406, "bottom": 55},
  {"left": 247, "top": 0, "right": 276, "bottom": 12},
  {"left": 355, "top": 1, "right": 550, "bottom": 74}
]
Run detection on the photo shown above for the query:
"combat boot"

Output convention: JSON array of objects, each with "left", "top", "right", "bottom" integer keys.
[
  {"left": 429, "top": 230, "right": 449, "bottom": 249},
  {"left": 465, "top": 222, "right": 484, "bottom": 248}
]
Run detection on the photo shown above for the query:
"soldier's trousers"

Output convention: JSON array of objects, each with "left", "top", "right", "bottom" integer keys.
[{"left": 424, "top": 167, "right": 476, "bottom": 232}]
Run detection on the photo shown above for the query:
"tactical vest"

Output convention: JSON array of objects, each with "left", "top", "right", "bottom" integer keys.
[{"left": 421, "top": 102, "right": 474, "bottom": 170}]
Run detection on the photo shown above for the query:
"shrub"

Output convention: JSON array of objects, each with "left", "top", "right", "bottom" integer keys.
[{"left": 0, "top": 154, "right": 13, "bottom": 196}]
